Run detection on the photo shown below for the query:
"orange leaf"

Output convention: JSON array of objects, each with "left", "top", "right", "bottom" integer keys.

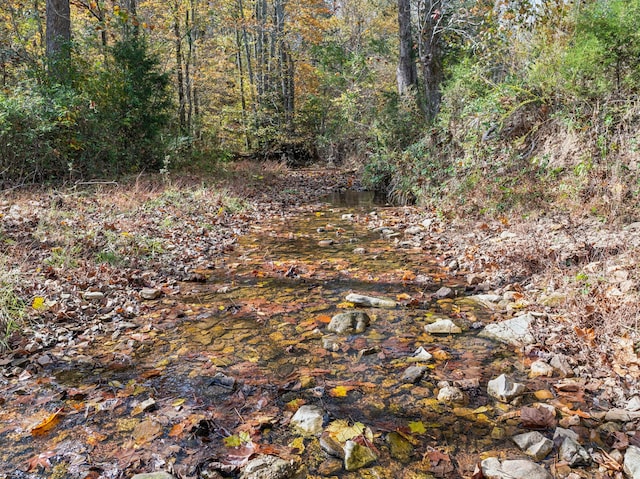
[
  {"left": 401, "top": 271, "right": 416, "bottom": 282},
  {"left": 574, "top": 326, "right": 596, "bottom": 346},
  {"left": 396, "top": 293, "right": 411, "bottom": 301},
  {"left": 316, "top": 314, "right": 332, "bottom": 324},
  {"left": 330, "top": 385, "right": 356, "bottom": 397},
  {"left": 31, "top": 409, "right": 64, "bottom": 436}
]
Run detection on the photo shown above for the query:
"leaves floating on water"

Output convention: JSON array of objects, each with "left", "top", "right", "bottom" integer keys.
[
  {"left": 326, "top": 419, "right": 365, "bottom": 442},
  {"left": 30, "top": 408, "right": 63, "bottom": 436}
]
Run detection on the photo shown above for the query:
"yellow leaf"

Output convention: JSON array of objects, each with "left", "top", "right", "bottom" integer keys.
[
  {"left": 330, "top": 385, "right": 354, "bottom": 397},
  {"left": 408, "top": 420, "right": 426, "bottom": 434},
  {"left": 31, "top": 409, "right": 64, "bottom": 436},
  {"left": 534, "top": 389, "right": 554, "bottom": 400},
  {"left": 171, "top": 398, "right": 186, "bottom": 407},
  {"left": 289, "top": 436, "right": 305, "bottom": 453},
  {"left": 32, "top": 296, "right": 46, "bottom": 310},
  {"left": 326, "top": 419, "right": 365, "bottom": 442},
  {"left": 336, "top": 301, "right": 355, "bottom": 309}
]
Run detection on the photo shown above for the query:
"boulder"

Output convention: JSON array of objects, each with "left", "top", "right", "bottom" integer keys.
[
  {"left": 345, "top": 293, "right": 396, "bottom": 309},
  {"left": 487, "top": 374, "right": 526, "bottom": 402},
  {"left": 479, "top": 313, "right": 536, "bottom": 346},
  {"left": 327, "top": 311, "right": 370, "bottom": 334},
  {"left": 558, "top": 436, "right": 591, "bottom": 467},
  {"left": 424, "top": 319, "right": 462, "bottom": 334}
]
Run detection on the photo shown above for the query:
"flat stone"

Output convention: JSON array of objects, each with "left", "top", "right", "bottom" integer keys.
[
  {"left": 140, "top": 287, "right": 161, "bottom": 300},
  {"left": 239, "top": 455, "right": 297, "bottom": 479},
  {"left": 624, "top": 445, "right": 640, "bottom": 479},
  {"left": 437, "top": 386, "right": 466, "bottom": 405},
  {"left": 345, "top": 293, "right": 396, "bottom": 309},
  {"left": 479, "top": 313, "right": 536, "bottom": 346},
  {"left": 402, "top": 365, "right": 427, "bottom": 383},
  {"left": 290, "top": 405, "right": 324, "bottom": 435},
  {"left": 487, "top": 374, "right": 526, "bottom": 402},
  {"left": 131, "top": 473, "right": 175, "bottom": 479},
  {"left": 481, "top": 457, "right": 552, "bottom": 479},
  {"left": 512, "top": 431, "right": 554, "bottom": 461},
  {"left": 344, "top": 440, "right": 377, "bottom": 471},
  {"left": 320, "top": 433, "right": 345, "bottom": 458},
  {"left": 434, "top": 286, "right": 455, "bottom": 299},
  {"left": 407, "top": 346, "right": 432, "bottom": 362},
  {"left": 424, "top": 319, "right": 462, "bottom": 334},
  {"left": 327, "top": 311, "right": 370, "bottom": 334},
  {"left": 83, "top": 291, "right": 105, "bottom": 301},
  {"left": 627, "top": 396, "right": 640, "bottom": 412}
]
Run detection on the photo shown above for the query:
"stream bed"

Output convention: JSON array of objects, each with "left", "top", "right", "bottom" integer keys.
[{"left": 1, "top": 192, "right": 540, "bottom": 478}]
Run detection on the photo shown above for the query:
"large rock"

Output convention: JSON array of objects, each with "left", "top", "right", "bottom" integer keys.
[
  {"left": 437, "top": 386, "right": 466, "bottom": 405},
  {"left": 327, "top": 311, "right": 370, "bottom": 334},
  {"left": 487, "top": 374, "right": 526, "bottom": 402},
  {"left": 239, "top": 455, "right": 297, "bottom": 479},
  {"left": 290, "top": 405, "right": 325, "bottom": 435},
  {"left": 345, "top": 293, "right": 396, "bottom": 309},
  {"left": 558, "top": 436, "right": 591, "bottom": 467},
  {"left": 624, "top": 445, "right": 640, "bottom": 479},
  {"left": 481, "top": 458, "right": 552, "bottom": 479},
  {"left": 424, "top": 319, "right": 462, "bottom": 334},
  {"left": 344, "top": 440, "right": 377, "bottom": 471},
  {"left": 512, "top": 431, "right": 554, "bottom": 461},
  {"left": 479, "top": 313, "right": 536, "bottom": 346}
]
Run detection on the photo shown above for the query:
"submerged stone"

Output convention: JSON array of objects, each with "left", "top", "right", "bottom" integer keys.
[
  {"left": 327, "top": 311, "right": 370, "bottom": 334},
  {"left": 291, "top": 405, "right": 325, "bottom": 435},
  {"left": 481, "top": 458, "right": 552, "bottom": 479},
  {"left": 344, "top": 440, "right": 377, "bottom": 471},
  {"left": 387, "top": 431, "right": 414, "bottom": 462},
  {"left": 345, "top": 293, "right": 396, "bottom": 309},
  {"left": 239, "top": 455, "right": 297, "bottom": 479},
  {"left": 479, "top": 313, "right": 536, "bottom": 346},
  {"left": 512, "top": 431, "right": 554, "bottom": 461},
  {"left": 402, "top": 365, "right": 427, "bottom": 383},
  {"left": 424, "top": 319, "right": 462, "bottom": 334},
  {"left": 437, "top": 385, "right": 466, "bottom": 405},
  {"left": 487, "top": 374, "right": 526, "bottom": 402}
]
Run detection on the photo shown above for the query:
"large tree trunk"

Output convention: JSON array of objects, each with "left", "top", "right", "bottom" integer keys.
[
  {"left": 418, "top": 0, "right": 443, "bottom": 120},
  {"left": 397, "top": 0, "right": 417, "bottom": 95},
  {"left": 45, "top": 0, "right": 71, "bottom": 80}
]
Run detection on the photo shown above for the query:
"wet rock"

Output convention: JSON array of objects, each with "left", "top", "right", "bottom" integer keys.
[
  {"left": 550, "top": 354, "right": 574, "bottom": 377},
  {"left": 291, "top": 405, "right": 325, "bottom": 435},
  {"left": 387, "top": 431, "right": 413, "bottom": 462},
  {"left": 402, "top": 365, "right": 427, "bottom": 383},
  {"left": 320, "top": 433, "right": 345, "bottom": 458},
  {"left": 344, "top": 440, "right": 377, "bottom": 471},
  {"left": 481, "top": 457, "right": 552, "bottom": 479},
  {"left": 239, "top": 455, "right": 297, "bottom": 479},
  {"left": 530, "top": 360, "right": 554, "bottom": 378},
  {"left": 437, "top": 386, "right": 466, "bottom": 405},
  {"left": 434, "top": 286, "right": 455, "bottom": 299},
  {"left": 322, "top": 335, "right": 340, "bottom": 351},
  {"left": 131, "top": 473, "right": 175, "bottom": 479},
  {"left": 345, "top": 293, "right": 396, "bottom": 309},
  {"left": 558, "top": 436, "right": 591, "bottom": 466},
  {"left": 424, "top": 319, "right": 462, "bottom": 334},
  {"left": 140, "top": 287, "right": 161, "bottom": 300},
  {"left": 318, "top": 239, "right": 334, "bottom": 247},
  {"left": 479, "top": 313, "right": 536, "bottom": 346},
  {"left": 353, "top": 247, "right": 367, "bottom": 254},
  {"left": 487, "top": 374, "right": 526, "bottom": 402},
  {"left": 512, "top": 431, "right": 554, "bottom": 461},
  {"left": 327, "top": 311, "right": 370, "bottom": 334},
  {"left": 624, "top": 445, "right": 640, "bottom": 479},
  {"left": 317, "top": 458, "right": 342, "bottom": 476},
  {"left": 83, "top": 291, "right": 105, "bottom": 301},
  {"left": 407, "top": 346, "right": 432, "bottom": 362}
]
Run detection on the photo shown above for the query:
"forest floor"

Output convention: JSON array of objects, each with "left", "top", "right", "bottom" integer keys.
[{"left": 1, "top": 162, "right": 640, "bottom": 478}]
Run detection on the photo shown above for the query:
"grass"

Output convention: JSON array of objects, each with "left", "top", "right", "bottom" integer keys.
[{"left": 0, "top": 267, "right": 25, "bottom": 351}]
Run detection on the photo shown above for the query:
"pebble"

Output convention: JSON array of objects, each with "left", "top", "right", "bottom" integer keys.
[
  {"left": 487, "top": 374, "right": 526, "bottom": 402},
  {"left": 345, "top": 293, "right": 396, "bottom": 309},
  {"left": 140, "top": 287, "right": 161, "bottom": 300},
  {"left": 83, "top": 291, "right": 105, "bottom": 301},
  {"left": 512, "top": 431, "right": 554, "bottom": 461},
  {"left": 402, "top": 365, "right": 427, "bottom": 383}
]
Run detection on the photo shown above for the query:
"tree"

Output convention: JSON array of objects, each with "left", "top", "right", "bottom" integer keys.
[
  {"left": 46, "top": 0, "right": 71, "bottom": 80},
  {"left": 396, "top": 0, "right": 417, "bottom": 95}
]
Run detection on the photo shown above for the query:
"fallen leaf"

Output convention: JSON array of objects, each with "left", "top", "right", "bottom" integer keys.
[
  {"left": 31, "top": 408, "right": 64, "bottom": 436},
  {"left": 408, "top": 420, "right": 426, "bottom": 434},
  {"left": 329, "top": 385, "right": 356, "bottom": 397},
  {"left": 32, "top": 296, "right": 46, "bottom": 310},
  {"left": 326, "top": 419, "right": 365, "bottom": 442},
  {"left": 520, "top": 405, "right": 556, "bottom": 429},
  {"left": 25, "top": 450, "right": 56, "bottom": 472}
]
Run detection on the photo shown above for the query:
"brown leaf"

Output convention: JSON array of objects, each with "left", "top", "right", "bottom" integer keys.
[
  {"left": 25, "top": 451, "right": 56, "bottom": 472},
  {"left": 31, "top": 408, "right": 64, "bottom": 436},
  {"left": 423, "top": 449, "right": 455, "bottom": 476},
  {"left": 520, "top": 405, "right": 556, "bottom": 429}
]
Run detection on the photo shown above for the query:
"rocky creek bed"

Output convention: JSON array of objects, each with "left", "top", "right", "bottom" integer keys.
[{"left": 1, "top": 169, "right": 640, "bottom": 479}]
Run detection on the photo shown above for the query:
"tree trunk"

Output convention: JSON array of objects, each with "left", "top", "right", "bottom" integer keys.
[
  {"left": 173, "top": 3, "right": 186, "bottom": 133},
  {"left": 45, "top": 0, "right": 71, "bottom": 80},
  {"left": 418, "top": 0, "right": 443, "bottom": 120},
  {"left": 397, "top": 0, "right": 417, "bottom": 95}
]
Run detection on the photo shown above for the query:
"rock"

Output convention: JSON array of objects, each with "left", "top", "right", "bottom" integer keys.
[
  {"left": 530, "top": 360, "right": 554, "bottom": 378},
  {"left": 627, "top": 396, "right": 640, "bottom": 412},
  {"left": 83, "top": 291, "right": 105, "bottom": 301},
  {"left": 131, "top": 473, "right": 175, "bottom": 479},
  {"left": 404, "top": 226, "right": 422, "bottom": 235},
  {"left": 558, "top": 436, "right": 591, "bottom": 466},
  {"left": 402, "top": 365, "right": 427, "bottom": 383},
  {"left": 320, "top": 433, "right": 345, "bottom": 458},
  {"left": 239, "top": 455, "right": 297, "bottom": 479},
  {"left": 318, "top": 239, "right": 334, "bottom": 247},
  {"left": 437, "top": 386, "right": 466, "bottom": 405},
  {"left": 481, "top": 457, "right": 552, "bottom": 479},
  {"left": 342, "top": 214, "right": 355, "bottom": 220},
  {"left": 447, "top": 259, "right": 459, "bottom": 271},
  {"left": 327, "top": 311, "right": 370, "bottom": 334},
  {"left": 424, "top": 319, "right": 462, "bottom": 334},
  {"left": 603, "top": 408, "right": 640, "bottom": 422},
  {"left": 479, "top": 313, "right": 536, "bottom": 346},
  {"left": 487, "top": 374, "right": 526, "bottom": 402},
  {"left": 434, "top": 286, "right": 455, "bottom": 299},
  {"left": 387, "top": 431, "right": 413, "bottom": 462},
  {"left": 553, "top": 427, "right": 580, "bottom": 443},
  {"left": 322, "top": 335, "right": 340, "bottom": 351},
  {"left": 550, "top": 354, "right": 574, "bottom": 377},
  {"left": 407, "top": 346, "right": 432, "bottom": 362},
  {"left": 512, "top": 431, "right": 554, "bottom": 461},
  {"left": 540, "top": 292, "right": 567, "bottom": 307},
  {"left": 140, "top": 287, "right": 161, "bottom": 300},
  {"left": 344, "top": 440, "right": 377, "bottom": 471},
  {"left": 290, "top": 405, "right": 325, "bottom": 435},
  {"left": 345, "top": 293, "right": 396, "bottom": 309},
  {"left": 624, "top": 445, "right": 640, "bottom": 479},
  {"left": 36, "top": 354, "right": 53, "bottom": 366},
  {"left": 353, "top": 247, "right": 366, "bottom": 254}
]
